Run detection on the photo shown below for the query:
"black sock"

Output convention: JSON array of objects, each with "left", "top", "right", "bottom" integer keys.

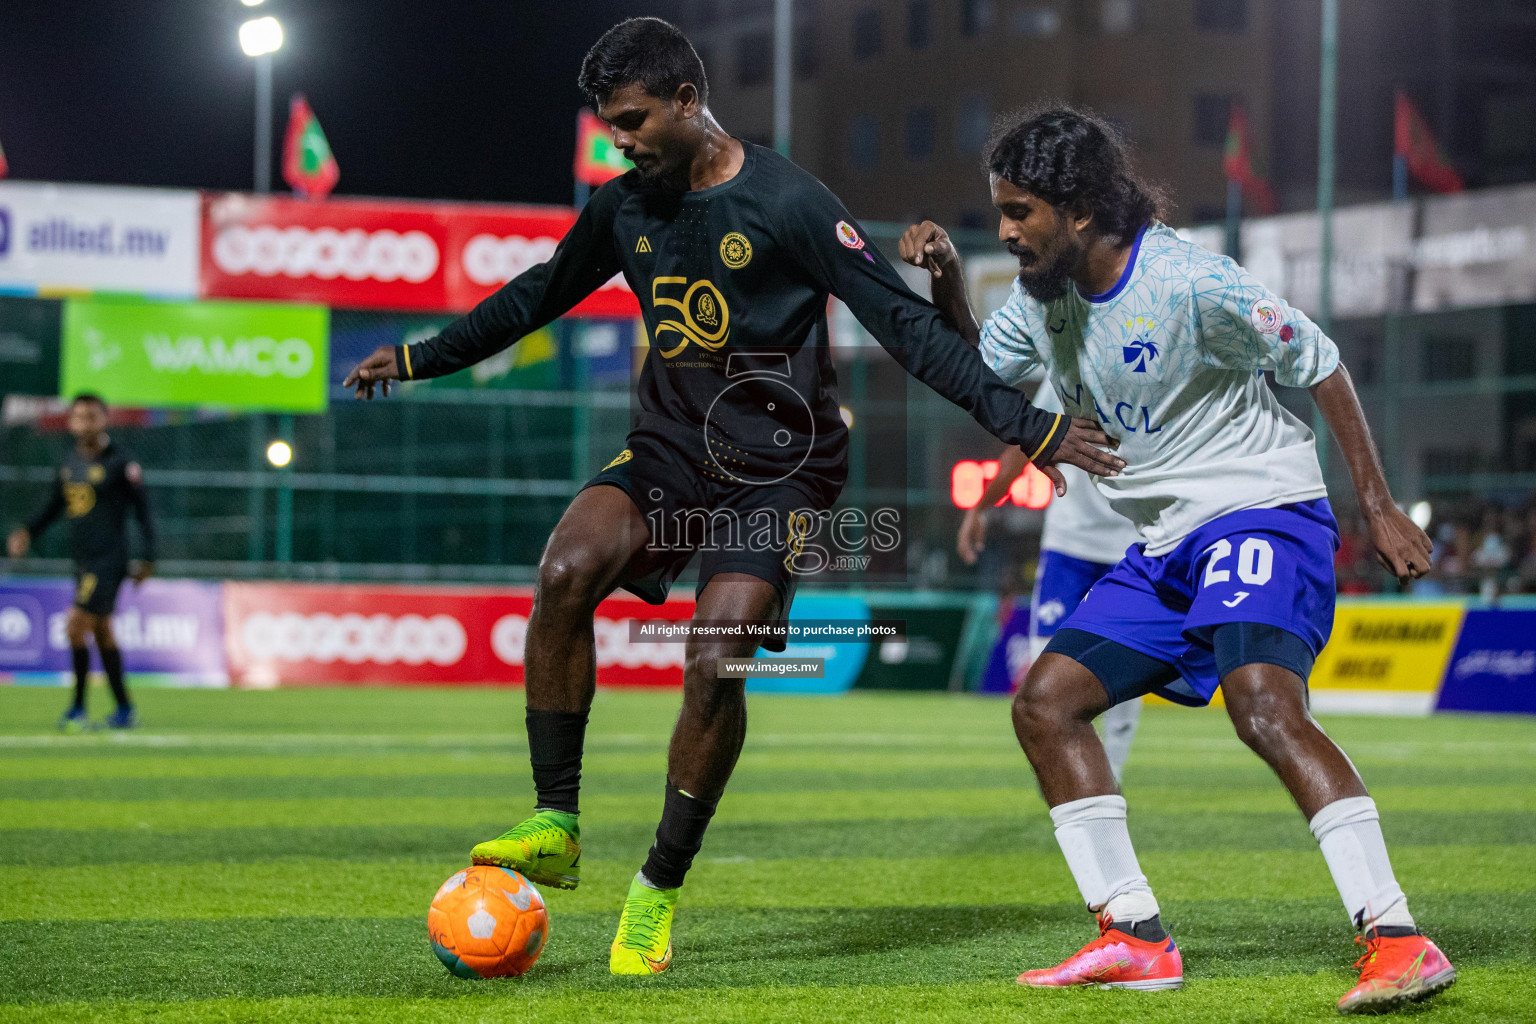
[
  {"left": 70, "top": 647, "right": 90, "bottom": 712},
  {"left": 1108, "top": 914, "right": 1169, "bottom": 943},
  {"left": 1366, "top": 924, "right": 1418, "bottom": 940},
  {"left": 100, "top": 647, "right": 129, "bottom": 709},
  {"left": 526, "top": 709, "right": 588, "bottom": 814},
  {"left": 639, "top": 783, "right": 719, "bottom": 890}
]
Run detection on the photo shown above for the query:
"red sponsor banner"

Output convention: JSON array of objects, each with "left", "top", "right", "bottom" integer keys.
[
  {"left": 201, "top": 193, "right": 638, "bottom": 317},
  {"left": 223, "top": 582, "right": 691, "bottom": 687},
  {"left": 445, "top": 203, "right": 637, "bottom": 318}
]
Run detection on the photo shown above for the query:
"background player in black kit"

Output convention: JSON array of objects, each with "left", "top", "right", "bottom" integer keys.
[
  {"left": 8, "top": 394, "right": 156, "bottom": 732},
  {"left": 344, "top": 17, "right": 1123, "bottom": 975}
]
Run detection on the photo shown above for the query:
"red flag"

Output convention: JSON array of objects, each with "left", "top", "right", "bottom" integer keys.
[
  {"left": 0, "top": 136, "right": 8, "bottom": 179},
  {"left": 573, "top": 110, "right": 632, "bottom": 187},
  {"left": 1394, "top": 89, "right": 1462, "bottom": 194},
  {"left": 282, "top": 94, "right": 340, "bottom": 200},
  {"left": 1222, "top": 103, "right": 1275, "bottom": 214}
]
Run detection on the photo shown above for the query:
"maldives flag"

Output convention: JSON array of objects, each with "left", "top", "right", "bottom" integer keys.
[
  {"left": 1395, "top": 89, "right": 1462, "bottom": 194},
  {"left": 1222, "top": 103, "right": 1275, "bottom": 214},
  {"left": 573, "top": 109, "right": 632, "bottom": 187},
  {"left": 282, "top": 94, "right": 340, "bottom": 199}
]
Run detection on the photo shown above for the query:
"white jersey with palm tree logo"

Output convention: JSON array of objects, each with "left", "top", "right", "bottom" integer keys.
[{"left": 979, "top": 222, "right": 1339, "bottom": 556}]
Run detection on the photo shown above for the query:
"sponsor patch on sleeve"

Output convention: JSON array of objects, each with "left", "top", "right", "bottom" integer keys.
[
  {"left": 836, "top": 220, "right": 865, "bottom": 250},
  {"left": 1250, "top": 299, "right": 1282, "bottom": 335}
]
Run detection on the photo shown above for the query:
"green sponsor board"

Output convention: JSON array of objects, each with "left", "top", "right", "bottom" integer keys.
[
  {"left": 61, "top": 298, "right": 329, "bottom": 412},
  {"left": 0, "top": 296, "right": 62, "bottom": 396}
]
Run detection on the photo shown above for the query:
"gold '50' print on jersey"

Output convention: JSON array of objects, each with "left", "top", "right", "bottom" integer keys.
[{"left": 651, "top": 276, "right": 730, "bottom": 358}]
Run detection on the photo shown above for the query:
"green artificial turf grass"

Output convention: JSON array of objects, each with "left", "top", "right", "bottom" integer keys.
[{"left": 1, "top": 686, "right": 1532, "bottom": 1023}]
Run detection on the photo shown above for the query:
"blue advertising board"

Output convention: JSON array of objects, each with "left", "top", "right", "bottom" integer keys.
[
  {"left": 1436, "top": 609, "right": 1536, "bottom": 714},
  {"left": 0, "top": 577, "right": 228, "bottom": 686}
]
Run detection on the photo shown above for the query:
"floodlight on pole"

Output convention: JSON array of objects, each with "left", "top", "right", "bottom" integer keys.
[
  {"left": 239, "top": 16, "right": 283, "bottom": 57},
  {"left": 240, "top": 16, "right": 282, "bottom": 194},
  {"left": 266, "top": 440, "right": 293, "bottom": 468}
]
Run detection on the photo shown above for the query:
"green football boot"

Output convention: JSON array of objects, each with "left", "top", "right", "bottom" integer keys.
[
  {"left": 469, "top": 809, "right": 581, "bottom": 890},
  {"left": 610, "top": 874, "right": 678, "bottom": 976}
]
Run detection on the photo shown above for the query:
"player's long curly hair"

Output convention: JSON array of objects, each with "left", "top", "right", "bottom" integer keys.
[{"left": 985, "top": 105, "right": 1168, "bottom": 245}]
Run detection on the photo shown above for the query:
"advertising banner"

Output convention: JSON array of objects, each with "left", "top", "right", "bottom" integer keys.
[
  {"left": 222, "top": 582, "right": 694, "bottom": 687},
  {"left": 0, "top": 577, "right": 227, "bottom": 686},
  {"left": 1436, "top": 609, "right": 1536, "bottom": 715},
  {"left": 201, "top": 193, "right": 639, "bottom": 318},
  {"left": 60, "top": 297, "right": 329, "bottom": 412},
  {"left": 0, "top": 181, "right": 201, "bottom": 298},
  {"left": 0, "top": 295, "right": 61, "bottom": 396},
  {"left": 1308, "top": 601, "right": 1465, "bottom": 714}
]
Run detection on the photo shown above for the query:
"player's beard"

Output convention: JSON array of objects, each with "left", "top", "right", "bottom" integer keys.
[{"left": 1008, "top": 222, "right": 1081, "bottom": 303}]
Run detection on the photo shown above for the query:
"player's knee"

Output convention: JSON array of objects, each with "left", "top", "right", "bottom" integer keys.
[
  {"left": 1011, "top": 666, "right": 1083, "bottom": 743},
  {"left": 65, "top": 613, "right": 91, "bottom": 646},
  {"left": 534, "top": 549, "right": 608, "bottom": 613},
  {"left": 681, "top": 647, "right": 746, "bottom": 710},
  {"left": 1226, "top": 694, "right": 1307, "bottom": 759}
]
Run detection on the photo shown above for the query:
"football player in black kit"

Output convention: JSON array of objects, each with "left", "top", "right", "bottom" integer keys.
[
  {"left": 344, "top": 17, "right": 1124, "bottom": 975},
  {"left": 8, "top": 394, "right": 156, "bottom": 732}
]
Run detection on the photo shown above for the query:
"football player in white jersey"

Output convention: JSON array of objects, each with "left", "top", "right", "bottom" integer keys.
[
  {"left": 902, "top": 106, "right": 1452, "bottom": 1014},
  {"left": 957, "top": 386, "right": 1143, "bottom": 782}
]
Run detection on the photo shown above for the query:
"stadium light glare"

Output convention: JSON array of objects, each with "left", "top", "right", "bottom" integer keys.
[
  {"left": 266, "top": 440, "right": 293, "bottom": 468},
  {"left": 241, "top": 0, "right": 267, "bottom": 6},
  {"left": 1409, "top": 500, "right": 1433, "bottom": 530},
  {"left": 239, "top": 16, "right": 283, "bottom": 57}
]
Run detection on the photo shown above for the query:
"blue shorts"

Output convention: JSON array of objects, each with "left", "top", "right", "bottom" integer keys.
[
  {"left": 1030, "top": 551, "right": 1118, "bottom": 641},
  {"left": 1059, "top": 499, "right": 1340, "bottom": 707}
]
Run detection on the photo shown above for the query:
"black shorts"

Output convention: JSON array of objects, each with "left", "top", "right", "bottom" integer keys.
[
  {"left": 584, "top": 432, "right": 834, "bottom": 652},
  {"left": 73, "top": 561, "right": 127, "bottom": 616}
]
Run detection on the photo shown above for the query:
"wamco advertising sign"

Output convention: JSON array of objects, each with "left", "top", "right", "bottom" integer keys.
[{"left": 60, "top": 298, "right": 329, "bottom": 412}]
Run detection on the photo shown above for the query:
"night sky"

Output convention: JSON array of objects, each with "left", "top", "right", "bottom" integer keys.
[{"left": 0, "top": 1, "right": 680, "bottom": 205}]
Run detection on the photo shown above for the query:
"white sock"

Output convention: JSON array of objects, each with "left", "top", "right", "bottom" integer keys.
[
  {"left": 1097, "top": 699, "right": 1142, "bottom": 785},
  {"left": 1050, "top": 794, "right": 1160, "bottom": 923},
  {"left": 1309, "top": 796, "right": 1415, "bottom": 931}
]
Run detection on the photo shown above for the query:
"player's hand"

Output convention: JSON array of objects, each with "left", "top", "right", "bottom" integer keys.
[
  {"left": 957, "top": 507, "right": 989, "bottom": 565},
  {"left": 898, "top": 220, "right": 960, "bottom": 279},
  {"left": 1038, "top": 417, "right": 1125, "bottom": 491},
  {"left": 6, "top": 528, "right": 28, "bottom": 560},
  {"left": 1366, "top": 506, "right": 1433, "bottom": 586},
  {"left": 130, "top": 560, "right": 155, "bottom": 586},
  {"left": 343, "top": 345, "right": 402, "bottom": 400}
]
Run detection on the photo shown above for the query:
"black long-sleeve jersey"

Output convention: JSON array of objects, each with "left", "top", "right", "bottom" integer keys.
[
  {"left": 398, "top": 142, "right": 1067, "bottom": 498},
  {"left": 26, "top": 442, "right": 156, "bottom": 566}
]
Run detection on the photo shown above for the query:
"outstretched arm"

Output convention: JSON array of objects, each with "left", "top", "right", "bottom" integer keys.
[
  {"left": 345, "top": 183, "right": 625, "bottom": 398},
  {"left": 1310, "top": 364, "right": 1431, "bottom": 584},
  {"left": 789, "top": 191, "right": 1122, "bottom": 476}
]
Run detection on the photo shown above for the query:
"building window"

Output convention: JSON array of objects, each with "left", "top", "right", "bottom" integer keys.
[
  {"left": 956, "top": 94, "right": 991, "bottom": 154},
  {"left": 905, "top": 107, "right": 936, "bottom": 161},
  {"left": 1192, "top": 93, "right": 1233, "bottom": 145},
  {"left": 796, "top": 16, "right": 820, "bottom": 77},
  {"left": 1011, "top": 6, "right": 1062, "bottom": 37},
  {"left": 961, "top": 0, "right": 994, "bottom": 36},
  {"left": 1422, "top": 337, "right": 1477, "bottom": 381},
  {"left": 853, "top": 8, "right": 883, "bottom": 60},
  {"left": 736, "top": 31, "right": 772, "bottom": 88},
  {"left": 908, "top": 1, "right": 933, "bottom": 49},
  {"left": 1195, "top": 0, "right": 1246, "bottom": 32},
  {"left": 1100, "top": 0, "right": 1138, "bottom": 34},
  {"left": 850, "top": 113, "right": 881, "bottom": 170}
]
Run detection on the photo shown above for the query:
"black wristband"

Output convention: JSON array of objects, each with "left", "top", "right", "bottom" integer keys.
[{"left": 394, "top": 344, "right": 414, "bottom": 380}]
